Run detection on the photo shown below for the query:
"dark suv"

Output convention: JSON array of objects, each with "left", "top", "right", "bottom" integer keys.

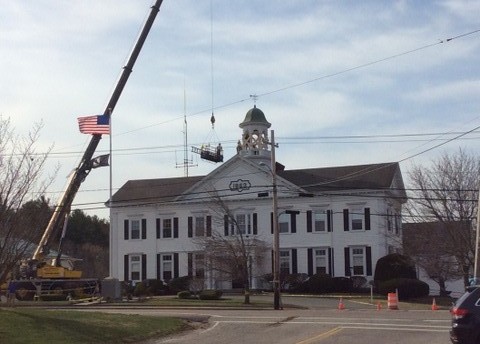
[{"left": 450, "top": 286, "right": 480, "bottom": 344}]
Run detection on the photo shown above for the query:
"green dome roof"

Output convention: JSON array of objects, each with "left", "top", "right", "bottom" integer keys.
[{"left": 239, "top": 105, "right": 271, "bottom": 128}]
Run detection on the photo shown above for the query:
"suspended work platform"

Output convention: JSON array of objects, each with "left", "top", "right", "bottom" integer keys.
[{"left": 192, "top": 144, "right": 223, "bottom": 163}]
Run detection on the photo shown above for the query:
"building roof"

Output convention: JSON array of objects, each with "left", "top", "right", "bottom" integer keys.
[
  {"left": 111, "top": 176, "right": 203, "bottom": 206},
  {"left": 278, "top": 162, "right": 402, "bottom": 192},
  {"left": 110, "top": 161, "right": 404, "bottom": 207}
]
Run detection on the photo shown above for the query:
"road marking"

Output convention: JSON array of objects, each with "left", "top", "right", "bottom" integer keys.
[
  {"left": 341, "top": 326, "right": 448, "bottom": 333},
  {"left": 213, "top": 319, "right": 449, "bottom": 329},
  {"left": 200, "top": 321, "right": 219, "bottom": 334},
  {"left": 295, "top": 327, "right": 342, "bottom": 344}
]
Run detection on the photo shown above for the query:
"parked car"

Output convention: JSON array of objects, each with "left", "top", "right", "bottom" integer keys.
[{"left": 450, "top": 286, "right": 480, "bottom": 344}]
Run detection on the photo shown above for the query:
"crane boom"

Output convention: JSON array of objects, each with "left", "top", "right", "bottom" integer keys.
[{"left": 32, "top": 0, "right": 164, "bottom": 262}]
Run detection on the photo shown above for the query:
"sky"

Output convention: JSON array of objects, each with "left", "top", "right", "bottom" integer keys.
[{"left": 2, "top": 0, "right": 480, "bottom": 220}]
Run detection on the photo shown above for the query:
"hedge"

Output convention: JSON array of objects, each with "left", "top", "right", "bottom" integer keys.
[
  {"left": 377, "top": 278, "right": 429, "bottom": 299},
  {"left": 198, "top": 289, "right": 223, "bottom": 300}
]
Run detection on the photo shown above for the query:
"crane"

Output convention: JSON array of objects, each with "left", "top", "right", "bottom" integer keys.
[{"left": 10, "top": 0, "right": 165, "bottom": 301}]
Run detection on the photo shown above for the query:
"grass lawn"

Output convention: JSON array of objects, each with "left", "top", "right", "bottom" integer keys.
[{"left": 0, "top": 308, "right": 188, "bottom": 344}]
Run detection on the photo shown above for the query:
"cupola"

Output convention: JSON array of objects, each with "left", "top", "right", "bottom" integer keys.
[{"left": 237, "top": 105, "right": 271, "bottom": 159}]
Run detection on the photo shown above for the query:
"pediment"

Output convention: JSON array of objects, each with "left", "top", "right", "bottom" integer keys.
[{"left": 176, "top": 155, "right": 300, "bottom": 203}]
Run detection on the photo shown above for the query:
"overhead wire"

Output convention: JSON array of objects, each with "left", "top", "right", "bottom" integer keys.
[
  {"left": 38, "top": 28, "right": 480, "bottom": 213},
  {"left": 17, "top": 130, "right": 480, "bottom": 158}
]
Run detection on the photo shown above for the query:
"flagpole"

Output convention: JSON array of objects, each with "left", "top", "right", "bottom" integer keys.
[{"left": 108, "top": 109, "right": 113, "bottom": 278}]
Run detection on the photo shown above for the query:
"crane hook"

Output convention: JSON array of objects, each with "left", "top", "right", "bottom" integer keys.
[{"left": 210, "top": 113, "right": 215, "bottom": 129}]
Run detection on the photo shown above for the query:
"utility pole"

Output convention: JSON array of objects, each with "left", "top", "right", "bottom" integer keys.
[
  {"left": 474, "top": 186, "right": 480, "bottom": 282},
  {"left": 270, "top": 130, "right": 281, "bottom": 310}
]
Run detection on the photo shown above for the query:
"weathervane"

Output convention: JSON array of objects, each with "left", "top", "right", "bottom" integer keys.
[{"left": 250, "top": 94, "right": 258, "bottom": 105}]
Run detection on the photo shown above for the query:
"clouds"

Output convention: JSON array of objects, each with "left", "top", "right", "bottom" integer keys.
[{"left": 1, "top": 0, "right": 480, "bottom": 218}]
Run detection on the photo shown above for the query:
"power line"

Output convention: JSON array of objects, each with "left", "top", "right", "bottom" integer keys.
[
  {"left": 103, "top": 29, "right": 480, "bottom": 136},
  {"left": 16, "top": 130, "right": 480, "bottom": 158}
]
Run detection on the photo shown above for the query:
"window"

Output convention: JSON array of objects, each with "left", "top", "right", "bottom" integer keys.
[
  {"left": 195, "top": 217, "right": 205, "bottom": 237},
  {"left": 131, "top": 220, "right": 140, "bottom": 239},
  {"left": 225, "top": 213, "right": 257, "bottom": 236},
  {"left": 236, "top": 214, "right": 252, "bottom": 235},
  {"left": 130, "top": 255, "right": 141, "bottom": 281},
  {"left": 279, "top": 213, "right": 290, "bottom": 233},
  {"left": 387, "top": 208, "right": 393, "bottom": 232},
  {"left": 163, "top": 219, "right": 172, "bottom": 238},
  {"left": 124, "top": 218, "right": 147, "bottom": 240},
  {"left": 162, "top": 254, "right": 173, "bottom": 281},
  {"left": 188, "top": 215, "right": 211, "bottom": 237},
  {"left": 343, "top": 208, "right": 370, "bottom": 231},
  {"left": 314, "top": 211, "right": 326, "bottom": 232},
  {"left": 315, "top": 249, "right": 327, "bottom": 274},
  {"left": 279, "top": 250, "right": 291, "bottom": 274},
  {"left": 395, "top": 214, "right": 401, "bottom": 235},
  {"left": 351, "top": 209, "right": 363, "bottom": 230},
  {"left": 352, "top": 248, "right": 365, "bottom": 275},
  {"left": 156, "top": 217, "right": 178, "bottom": 239}
]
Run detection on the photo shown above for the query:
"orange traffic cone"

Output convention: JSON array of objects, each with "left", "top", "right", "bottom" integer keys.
[
  {"left": 338, "top": 297, "right": 345, "bottom": 310},
  {"left": 431, "top": 298, "right": 439, "bottom": 311},
  {"left": 377, "top": 301, "right": 382, "bottom": 311}
]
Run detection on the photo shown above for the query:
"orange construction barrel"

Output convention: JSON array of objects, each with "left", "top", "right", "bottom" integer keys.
[{"left": 387, "top": 292, "right": 398, "bottom": 310}]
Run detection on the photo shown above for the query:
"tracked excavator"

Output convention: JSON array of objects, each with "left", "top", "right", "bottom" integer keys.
[{"left": 8, "top": 0, "right": 164, "bottom": 301}]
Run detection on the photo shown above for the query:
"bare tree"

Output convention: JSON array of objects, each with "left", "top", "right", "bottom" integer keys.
[
  {"left": 403, "top": 222, "right": 465, "bottom": 295},
  {"left": 0, "top": 118, "right": 56, "bottom": 285},
  {"left": 406, "top": 148, "right": 479, "bottom": 287},
  {"left": 194, "top": 193, "right": 269, "bottom": 304}
]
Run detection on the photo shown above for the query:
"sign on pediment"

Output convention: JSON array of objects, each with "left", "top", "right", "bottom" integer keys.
[{"left": 229, "top": 179, "right": 251, "bottom": 192}]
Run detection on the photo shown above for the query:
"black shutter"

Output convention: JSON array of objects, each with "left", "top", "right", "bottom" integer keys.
[
  {"left": 327, "top": 210, "right": 332, "bottom": 232},
  {"left": 173, "top": 253, "right": 179, "bottom": 278},
  {"left": 270, "top": 212, "right": 274, "bottom": 234},
  {"left": 141, "top": 254, "right": 147, "bottom": 281},
  {"left": 366, "top": 247, "right": 372, "bottom": 276},
  {"left": 344, "top": 247, "right": 351, "bottom": 276},
  {"left": 206, "top": 216, "right": 212, "bottom": 237},
  {"left": 328, "top": 247, "right": 334, "bottom": 276},
  {"left": 343, "top": 209, "right": 349, "bottom": 231},
  {"left": 291, "top": 213, "right": 297, "bottom": 233},
  {"left": 292, "top": 249, "right": 297, "bottom": 274},
  {"left": 173, "top": 217, "right": 179, "bottom": 238},
  {"left": 124, "top": 219, "right": 129, "bottom": 240},
  {"left": 188, "top": 253, "right": 193, "bottom": 277},
  {"left": 156, "top": 254, "right": 161, "bottom": 280},
  {"left": 141, "top": 219, "right": 147, "bottom": 239},
  {"left": 188, "top": 217, "right": 193, "bottom": 237},
  {"left": 124, "top": 255, "right": 129, "bottom": 281},
  {"left": 365, "top": 208, "right": 371, "bottom": 230},
  {"left": 156, "top": 218, "right": 161, "bottom": 239},
  {"left": 306, "top": 211, "right": 312, "bottom": 232},
  {"left": 307, "top": 248, "right": 313, "bottom": 276},
  {"left": 224, "top": 215, "right": 229, "bottom": 236},
  {"left": 253, "top": 213, "right": 258, "bottom": 235}
]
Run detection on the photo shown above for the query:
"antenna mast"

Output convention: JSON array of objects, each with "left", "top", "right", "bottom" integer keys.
[{"left": 176, "top": 84, "right": 196, "bottom": 175}]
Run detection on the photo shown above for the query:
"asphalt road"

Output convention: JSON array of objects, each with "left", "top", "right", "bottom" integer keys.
[{"left": 76, "top": 295, "right": 452, "bottom": 344}]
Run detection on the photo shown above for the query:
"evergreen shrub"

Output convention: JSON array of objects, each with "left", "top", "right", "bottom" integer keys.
[
  {"left": 378, "top": 278, "right": 429, "bottom": 299},
  {"left": 177, "top": 290, "right": 192, "bottom": 299},
  {"left": 198, "top": 289, "right": 223, "bottom": 300}
]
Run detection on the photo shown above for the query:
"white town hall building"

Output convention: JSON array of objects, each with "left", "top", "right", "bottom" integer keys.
[{"left": 108, "top": 106, "right": 406, "bottom": 290}]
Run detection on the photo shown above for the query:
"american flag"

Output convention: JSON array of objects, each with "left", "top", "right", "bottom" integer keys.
[{"left": 77, "top": 114, "right": 110, "bottom": 135}]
